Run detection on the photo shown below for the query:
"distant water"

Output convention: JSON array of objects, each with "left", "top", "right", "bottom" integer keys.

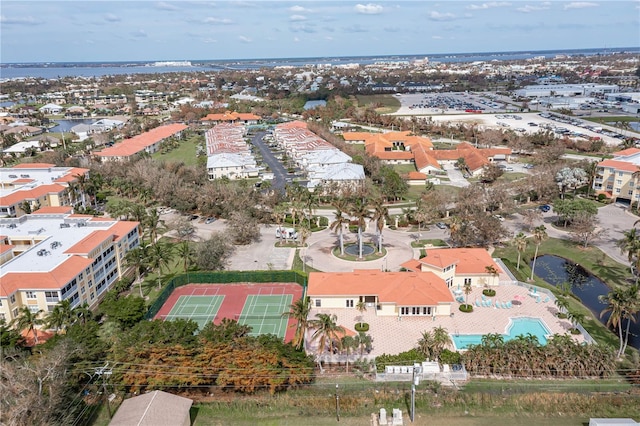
[{"left": 2, "top": 47, "right": 638, "bottom": 80}]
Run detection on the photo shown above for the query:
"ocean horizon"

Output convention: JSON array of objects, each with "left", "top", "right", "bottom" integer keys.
[{"left": 2, "top": 46, "right": 638, "bottom": 80}]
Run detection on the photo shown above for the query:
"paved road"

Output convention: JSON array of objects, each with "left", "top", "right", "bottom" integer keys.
[{"left": 249, "top": 131, "right": 288, "bottom": 192}]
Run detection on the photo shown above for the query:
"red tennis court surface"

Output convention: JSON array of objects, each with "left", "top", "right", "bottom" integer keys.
[{"left": 154, "top": 283, "right": 304, "bottom": 343}]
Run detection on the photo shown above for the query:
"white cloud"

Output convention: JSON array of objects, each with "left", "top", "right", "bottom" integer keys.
[
  {"left": 239, "top": 35, "right": 252, "bottom": 43},
  {"left": 290, "top": 14, "right": 306, "bottom": 21},
  {"left": 516, "top": 2, "right": 551, "bottom": 13},
  {"left": 290, "top": 5, "right": 311, "bottom": 13},
  {"left": 564, "top": 2, "right": 598, "bottom": 9},
  {"left": 354, "top": 3, "right": 384, "bottom": 15},
  {"left": 203, "top": 38, "right": 217, "bottom": 44},
  {"left": 156, "top": 2, "right": 179, "bottom": 11},
  {"left": 104, "top": 13, "right": 120, "bottom": 22},
  {"left": 293, "top": 37, "right": 300, "bottom": 42},
  {"left": 467, "top": 2, "right": 511, "bottom": 10},
  {"left": 203, "top": 17, "right": 233, "bottom": 24},
  {"left": 131, "top": 29, "right": 147, "bottom": 38},
  {"left": 428, "top": 11, "right": 457, "bottom": 21},
  {"left": 0, "top": 15, "right": 41, "bottom": 25},
  {"left": 432, "top": 35, "right": 444, "bottom": 39}
]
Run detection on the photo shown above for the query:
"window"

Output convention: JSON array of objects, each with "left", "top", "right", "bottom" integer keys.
[
  {"left": 26, "top": 291, "right": 36, "bottom": 299},
  {"left": 10, "top": 295, "right": 16, "bottom": 304},
  {"left": 0, "top": 313, "right": 4, "bottom": 320},
  {"left": 616, "top": 188, "right": 621, "bottom": 193},
  {"left": 464, "top": 278, "right": 472, "bottom": 285},
  {"left": 315, "top": 299, "right": 321, "bottom": 307},
  {"left": 617, "top": 179, "right": 622, "bottom": 185},
  {"left": 29, "top": 306, "right": 40, "bottom": 314},
  {"left": 12, "top": 308, "right": 18, "bottom": 318},
  {"left": 629, "top": 190, "right": 634, "bottom": 196},
  {"left": 346, "top": 299, "right": 354, "bottom": 308}
]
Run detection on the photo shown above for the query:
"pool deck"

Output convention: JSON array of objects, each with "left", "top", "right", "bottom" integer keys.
[{"left": 306, "top": 284, "right": 583, "bottom": 359}]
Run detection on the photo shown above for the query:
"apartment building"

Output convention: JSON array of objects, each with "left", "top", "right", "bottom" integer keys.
[
  {"left": 93, "top": 123, "right": 188, "bottom": 162},
  {"left": 0, "top": 163, "right": 90, "bottom": 217},
  {"left": 593, "top": 147, "right": 640, "bottom": 204},
  {"left": 0, "top": 211, "right": 140, "bottom": 322}
]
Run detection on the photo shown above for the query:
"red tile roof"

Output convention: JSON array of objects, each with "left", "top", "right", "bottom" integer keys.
[
  {"left": 32, "top": 206, "right": 74, "bottom": 214},
  {"left": 598, "top": 159, "right": 640, "bottom": 173},
  {"left": 94, "top": 124, "right": 187, "bottom": 159},
  {"left": 308, "top": 270, "right": 454, "bottom": 305},
  {"left": 11, "top": 163, "right": 56, "bottom": 169},
  {"left": 613, "top": 148, "right": 640, "bottom": 157},
  {"left": 411, "top": 248, "right": 502, "bottom": 275},
  {"left": 0, "top": 184, "right": 67, "bottom": 207},
  {"left": 201, "top": 111, "right": 261, "bottom": 122}
]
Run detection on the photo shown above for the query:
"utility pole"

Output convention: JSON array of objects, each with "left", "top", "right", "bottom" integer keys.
[
  {"left": 95, "top": 363, "right": 113, "bottom": 419},
  {"left": 411, "top": 363, "right": 422, "bottom": 423},
  {"left": 335, "top": 384, "right": 340, "bottom": 422}
]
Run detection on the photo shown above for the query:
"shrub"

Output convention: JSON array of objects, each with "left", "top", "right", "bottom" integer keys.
[
  {"left": 482, "top": 289, "right": 496, "bottom": 297},
  {"left": 597, "top": 193, "right": 607, "bottom": 202},
  {"left": 459, "top": 304, "right": 473, "bottom": 313},
  {"left": 439, "top": 349, "right": 461, "bottom": 365},
  {"left": 355, "top": 323, "right": 369, "bottom": 332}
]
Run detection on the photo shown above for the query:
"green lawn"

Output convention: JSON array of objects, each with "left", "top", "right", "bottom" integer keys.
[
  {"left": 152, "top": 135, "right": 203, "bottom": 166},
  {"left": 392, "top": 164, "right": 418, "bottom": 175},
  {"left": 355, "top": 94, "right": 401, "bottom": 114}
]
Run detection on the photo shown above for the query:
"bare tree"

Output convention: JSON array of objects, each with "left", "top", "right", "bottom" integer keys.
[{"left": 569, "top": 211, "right": 603, "bottom": 248}]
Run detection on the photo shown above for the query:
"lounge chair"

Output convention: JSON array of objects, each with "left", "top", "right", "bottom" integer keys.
[
  {"left": 475, "top": 300, "right": 481, "bottom": 307},
  {"left": 496, "top": 302, "right": 501, "bottom": 309},
  {"left": 536, "top": 296, "right": 541, "bottom": 303},
  {"left": 543, "top": 296, "right": 550, "bottom": 303},
  {"left": 506, "top": 301, "right": 512, "bottom": 308},
  {"left": 487, "top": 300, "right": 493, "bottom": 308}
]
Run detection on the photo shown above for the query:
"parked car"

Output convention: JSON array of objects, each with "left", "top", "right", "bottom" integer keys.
[
  {"left": 205, "top": 217, "right": 216, "bottom": 224},
  {"left": 435, "top": 222, "right": 447, "bottom": 229},
  {"left": 539, "top": 204, "right": 551, "bottom": 213},
  {"left": 188, "top": 215, "right": 199, "bottom": 221}
]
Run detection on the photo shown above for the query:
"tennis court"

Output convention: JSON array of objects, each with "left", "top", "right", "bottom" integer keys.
[
  {"left": 164, "top": 295, "right": 224, "bottom": 330},
  {"left": 237, "top": 294, "right": 292, "bottom": 338},
  {"left": 154, "top": 283, "right": 304, "bottom": 342}
]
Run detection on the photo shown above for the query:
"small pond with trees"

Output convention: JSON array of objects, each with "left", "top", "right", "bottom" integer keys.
[{"left": 533, "top": 254, "right": 639, "bottom": 350}]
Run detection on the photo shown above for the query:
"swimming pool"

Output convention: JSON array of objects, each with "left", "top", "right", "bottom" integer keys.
[{"left": 450, "top": 317, "right": 552, "bottom": 350}]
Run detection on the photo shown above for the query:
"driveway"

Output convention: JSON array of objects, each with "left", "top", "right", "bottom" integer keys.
[
  {"left": 442, "top": 163, "right": 470, "bottom": 187},
  {"left": 249, "top": 131, "right": 288, "bottom": 192},
  {"left": 596, "top": 203, "right": 637, "bottom": 266}
]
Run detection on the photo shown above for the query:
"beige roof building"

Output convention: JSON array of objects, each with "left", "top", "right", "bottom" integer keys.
[{"left": 109, "top": 390, "right": 193, "bottom": 426}]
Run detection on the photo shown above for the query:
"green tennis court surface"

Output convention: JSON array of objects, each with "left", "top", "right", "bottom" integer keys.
[
  {"left": 165, "top": 295, "right": 224, "bottom": 330},
  {"left": 237, "top": 294, "right": 292, "bottom": 338}
]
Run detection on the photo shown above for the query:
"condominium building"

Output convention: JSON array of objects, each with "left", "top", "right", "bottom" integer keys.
[
  {"left": 593, "top": 148, "right": 640, "bottom": 204},
  {"left": 0, "top": 209, "right": 140, "bottom": 322}
]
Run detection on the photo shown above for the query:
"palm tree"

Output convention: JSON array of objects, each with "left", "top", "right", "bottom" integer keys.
[
  {"left": 530, "top": 225, "right": 548, "bottom": 281},
  {"left": 73, "top": 303, "right": 93, "bottom": 326},
  {"left": 354, "top": 331, "right": 373, "bottom": 358},
  {"left": 45, "top": 299, "right": 73, "bottom": 333},
  {"left": 310, "top": 313, "right": 345, "bottom": 362},
  {"left": 554, "top": 296, "right": 569, "bottom": 315},
  {"left": 329, "top": 200, "right": 349, "bottom": 255},
  {"left": 370, "top": 197, "right": 388, "bottom": 253},
  {"left": 74, "top": 172, "right": 88, "bottom": 208},
  {"left": 15, "top": 306, "right": 44, "bottom": 344},
  {"left": 272, "top": 203, "right": 289, "bottom": 246},
  {"left": 299, "top": 222, "right": 312, "bottom": 248},
  {"left": 148, "top": 241, "right": 174, "bottom": 290},
  {"left": 512, "top": 232, "right": 528, "bottom": 270},
  {"left": 341, "top": 335, "right": 357, "bottom": 373},
  {"left": 621, "top": 284, "right": 640, "bottom": 355},
  {"left": 349, "top": 197, "right": 370, "bottom": 259},
  {"left": 282, "top": 297, "right": 312, "bottom": 350},
  {"left": 432, "top": 326, "right": 452, "bottom": 360},
  {"left": 124, "top": 246, "right": 149, "bottom": 298},
  {"left": 599, "top": 288, "right": 626, "bottom": 358},
  {"left": 617, "top": 228, "right": 640, "bottom": 280},
  {"left": 417, "top": 330, "right": 435, "bottom": 359},
  {"left": 144, "top": 208, "right": 163, "bottom": 243},
  {"left": 176, "top": 241, "right": 195, "bottom": 273},
  {"left": 463, "top": 279, "right": 473, "bottom": 306},
  {"left": 302, "top": 189, "right": 319, "bottom": 228},
  {"left": 356, "top": 300, "right": 367, "bottom": 327}
]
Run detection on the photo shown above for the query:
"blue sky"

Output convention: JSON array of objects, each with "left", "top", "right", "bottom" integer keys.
[{"left": 1, "top": 1, "right": 638, "bottom": 63}]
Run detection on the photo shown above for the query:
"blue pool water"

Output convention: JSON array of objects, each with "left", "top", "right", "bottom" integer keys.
[{"left": 451, "top": 317, "right": 551, "bottom": 350}]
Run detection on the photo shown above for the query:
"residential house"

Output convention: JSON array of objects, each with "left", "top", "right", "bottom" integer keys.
[
  {"left": 39, "top": 103, "right": 64, "bottom": 115},
  {"left": 201, "top": 111, "right": 261, "bottom": 125}
]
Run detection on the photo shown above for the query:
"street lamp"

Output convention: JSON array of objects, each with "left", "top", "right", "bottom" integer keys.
[
  {"left": 410, "top": 363, "right": 422, "bottom": 423},
  {"left": 335, "top": 384, "right": 340, "bottom": 422}
]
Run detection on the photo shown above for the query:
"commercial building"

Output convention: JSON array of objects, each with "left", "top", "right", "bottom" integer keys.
[{"left": 0, "top": 210, "right": 140, "bottom": 322}]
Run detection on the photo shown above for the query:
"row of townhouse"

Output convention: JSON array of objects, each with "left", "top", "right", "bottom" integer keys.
[
  {"left": 92, "top": 123, "right": 188, "bottom": 162},
  {"left": 343, "top": 131, "right": 511, "bottom": 178},
  {"left": 593, "top": 147, "right": 640, "bottom": 204},
  {"left": 273, "top": 121, "right": 365, "bottom": 192},
  {"left": 0, "top": 207, "right": 140, "bottom": 323},
  {"left": 205, "top": 123, "right": 259, "bottom": 180},
  {"left": 0, "top": 163, "right": 90, "bottom": 217},
  {"left": 201, "top": 111, "right": 261, "bottom": 126},
  {"left": 307, "top": 248, "right": 502, "bottom": 318}
]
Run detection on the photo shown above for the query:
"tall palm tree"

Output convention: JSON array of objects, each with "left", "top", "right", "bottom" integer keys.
[
  {"left": 341, "top": 335, "right": 357, "bottom": 373},
  {"left": 599, "top": 288, "right": 626, "bottom": 358},
  {"left": 617, "top": 228, "right": 640, "bottom": 280},
  {"left": 272, "top": 203, "right": 289, "bottom": 246},
  {"left": 88, "top": 173, "right": 105, "bottom": 209},
  {"left": 282, "top": 296, "right": 312, "bottom": 350},
  {"left": 349, "top": 197, "right": 370, "bottom": 259},
  {"left": 45, "top": 299, "right": 73, "bottom": 333},
  {"left": 310, "top": 313, "right": 345, "bottom": 362},
  {"left": 329, "top": 200, "right": 349, "bottom": 255},
  {"left": 417, "top": 330, "right": 435, "bottom": 359},
  {"left": 432, "top": 326, "right": 452, "bottom": 360},
  {"left": 124, "top": 246, "right": 149, "bottom": 298},
  {"left": 370, "top": 197, "right": 388, "bottom": 253},
  {"left": 176, "top": 241, "right": 195, "bottom": 273},
  {"left": 530, "top": 225, "right": 548, "bottom": 281},
  {"left": 355, "top": 300, "right": 367, "bottom": 327},
  {"left": 621, "top": 284, "right": 640, "bottom": 355},
  {"left": 144, "top": 207, "right": 163, "bottom": 243},
  {"left": 354, "top": 331, "right": 373, "bottom": 358},
  {"left": 148, "top": 241, "right": 174, "bottom": 290},
  {"left": 512, "top": 232, "right": 528, "bottom": 270},
  {"left": 302, "top": 189, "right": 320, "bottom": 228},
  {"left": 73, "top": 172, "right": 89, "bottom": 208},
  {"left": 15, "top": 306, "right": 44, "bottom": 344}
]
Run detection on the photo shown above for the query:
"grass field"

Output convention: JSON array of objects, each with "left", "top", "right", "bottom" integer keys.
[
  {"left": 355, "top": 94, "right": 401, "bottom": 114},
  {"left": 152, "top": 135, "right": 202, "bottom": 166}
]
